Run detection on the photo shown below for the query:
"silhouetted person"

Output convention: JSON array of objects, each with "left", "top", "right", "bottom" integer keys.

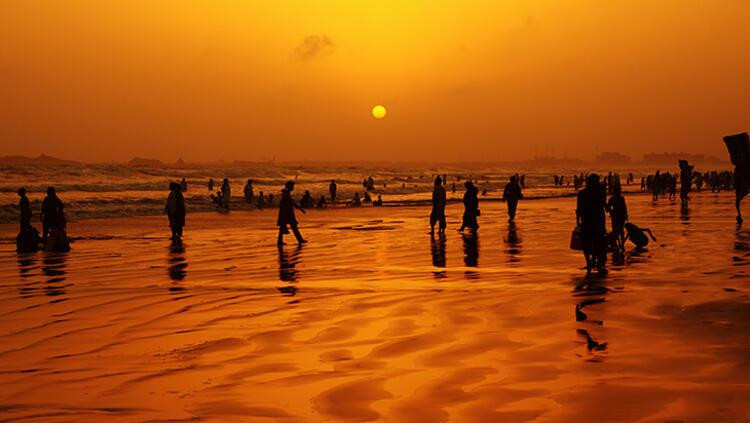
[
  {"left": 221, "top": 178, "right": 231, "bottom": 210},
  {"left": 652, "top": 170, "right": 660, "bottom": 200},
  {"left": 180, "top": 177, "right": 188, "bottom": 192},
  {"left": 458, "top": 181, "right": 480, "bottom": 232},
  {"left": 430, "top": 176, "right": 447, "bottom": 235},
  {"left": 606, "top": 184, "right": 628, "bottom": 254},
  {"left": 502, "top": 175, "right": 523, "bottom": 222},
  {"left": 18, "top": 188, "right": 32, "bottom": 231},
  {"left": 165, "top": 181, "right": 186, "bottom": 241},
  {"left": 373, "top": 195, "right": 383, "bottom": 206},
  {"left": 576, "top": 174, "right": 607, "bottom": 274},
  {"left": 737, "top": 167, "right": 750, "bottom": 223},
  {"left": 679, "top": 160, "right": 693, "bottom": 208},
  {"left": 208, "top": 178, "right": 214, "bottom": 191},
  {"left": 268, "top": 193, "right": 274, "bottom": 205},
  {"left": 16, "top": 188, "right": 41, "bottom": 252},
  {"left": 277, "top": 181, "right": 307, "bottom": 245},
  {"left": 317, "top": 195, "right": 327, "bottom": 208},
  {"left": 244, "top": 179, "right": 254, "bottom": 204},
  {"left": 363, "top": 192, "right": 372, "bottom": 203},
  {"left": 40, "top": 187, "right": 65, "bottom": 243},
  {"left": 350, "top": 192, "right": 361, "bottom": 207},
  {"left": 257, "top": 191, "right": 266, "bottom": 209},
  {"left": 329, "top": 180, "right": 337, "bottom": 202},
  {"left": 301, "top": 190, "right": 314, "bottom": 208},
  {"left": 624, "top": 222, "right": 656, "bottom": 249}
]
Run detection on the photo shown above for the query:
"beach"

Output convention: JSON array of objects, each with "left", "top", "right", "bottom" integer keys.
[{"left": 1, "top": 191, "right": 750, "bottom": 422}]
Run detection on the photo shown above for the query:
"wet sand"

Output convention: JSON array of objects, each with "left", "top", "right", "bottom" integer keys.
[{"left": 2, "top": 192, "right": 750, "bottom": 422}]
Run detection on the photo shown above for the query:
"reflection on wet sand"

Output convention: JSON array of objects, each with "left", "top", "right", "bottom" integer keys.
[
  {"left": 3, "top": 193, "right": 750, "bottom": 421},
  {"left": 462, "top": 232, "right": 479, "bottom": 279},
  {"left": 16, "top": 253, "right": 39, "bottom": 298},
  {"left": 503, "top": 222, "right": 522, "bottom": 264},
  {"left": 573, "top": 275, "right": 609, "bottom": 360},
  {"left": 167, "top": 241, "right": 188, "bottom": 283},
  {"left": 430, "top": 233, "right": 446, "bottom": 279},
  {"left": 278, "top": 244, "right": 303, "bottom": 283},
  {"left": 41, "top": 252, "right": 69, "bottom": 298},
  {"left": 680, "top": 204, "right": 690, "bottom": 223}
]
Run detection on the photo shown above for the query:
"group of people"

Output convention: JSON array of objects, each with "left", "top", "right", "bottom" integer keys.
[
  {"left": 574, "top": 174, "right": 651, "bottom": 274},
  {"left": 15, "top": 187, "right": 70, "bottom": 252},
  {"left": 427, "top": 174, "right": 524, "bottom": 236},
  {"left": 18, "top": 167, "right": 691, "bottom": 275}
]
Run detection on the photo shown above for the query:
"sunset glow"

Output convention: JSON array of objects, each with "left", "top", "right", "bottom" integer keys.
[{"left": 1, "top": 1, "right": 749, "bottom": 162}]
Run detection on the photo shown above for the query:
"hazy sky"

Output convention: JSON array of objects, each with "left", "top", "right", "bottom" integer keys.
[{"left": 1, "top": 1, "right": 749, "bottom": 162}]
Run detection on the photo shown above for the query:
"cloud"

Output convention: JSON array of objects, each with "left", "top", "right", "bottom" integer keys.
[{"left": 292, "top": 35, "right": 335, "bottom": 61}]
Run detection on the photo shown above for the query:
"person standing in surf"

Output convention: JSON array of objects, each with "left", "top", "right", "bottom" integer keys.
[
  {"left": 458, "top": 181, "right": 480, "bottom": 233},
  {"left": 220, "top": 178, "right": 231, "bottom": 211},
  {"left": 576, "top": 174, "right": 607, "bottom": 274},
  {"left": 165, "top": 182, "right": 186, "bottom": 242},
  {"left": 606, "top": 184, "right": 628, "bottom": 254},
  {"left": 679, "top": 160, "right": 693, "bottom": 208},
  {"left": 18, "top": 188, "right": 32, "bottom": 231},
  {"left": 244, "top": 179, "right": 254, "bottom": 204},
  {"left": 430, "top": 176, "right": 447, "bottom": 235},
  {"left": 329, "top": 180, "right": 337, "bottom": 203},
  {"left": 277, "top": 181, "right": 307, "bottom": 245},
  {"left": 40, "top": 187, "right": 66, "bottom": 243},
  {"left": 502, "top": 175, "right": 523, "bottom": 222}
]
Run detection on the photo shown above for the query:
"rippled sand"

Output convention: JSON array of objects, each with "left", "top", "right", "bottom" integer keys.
[{"left": 2, "top": 192, "right": 750, "bottom": 422}]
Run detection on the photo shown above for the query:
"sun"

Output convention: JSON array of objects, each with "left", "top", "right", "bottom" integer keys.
[{"left": 372, "top": 105, "right": 386, "bottom": 119}]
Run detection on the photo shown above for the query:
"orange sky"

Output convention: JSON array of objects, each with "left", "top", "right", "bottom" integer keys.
[{"left": 1, "top": 1, "right": 749, "bottom": 162}]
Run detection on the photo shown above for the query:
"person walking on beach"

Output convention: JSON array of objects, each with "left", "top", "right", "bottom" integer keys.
[
  {"left": 679, "top": 160, "right": 693, "bottom": 208},
  {"left": 277, "top": 181, "right": 307, "bottom": 245},
  {"left": 180, "top": 177, "right": 188, "bottom": 192},
  {"left": 244, "top": 179, "right": 254, "bottom": 204},
  {"left": 458, "top": 181, "right": 480, "bottom": 232},
  {"left": 430, "top": 176, "right": 447, "bottom": 235},
  {"left": 220, "top": 178, "right": 231, "bottom": 210},
  {"left": 329, "top": 180, "right": 337, "bottom": 203},
  {"left": 606, "top": 184, "right": 628, "bottom": 254},
  {"left": 576, "top": 174, "right": 607, "bottom": 274},
  {"left": 18, "top": 188, "right": 32, "bottom": 231},
  {"left": 165, "top": 182, "right": 186, "bottom": 241},
  {"left": 40, "top": 187, "right": 65, "bottom": 243},
  {"left": 502, "top": 175, "right": 523, "bottom": 222}
]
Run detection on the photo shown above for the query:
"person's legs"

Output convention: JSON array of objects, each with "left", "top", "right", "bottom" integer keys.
[
  {"left": 582, "top": 248, "right": 592, "bottom": 273},
  {"left": 737, "top": 194, "right": 743, "bottom": 223},
  {"left": 508, "top": 201, "right": 517, "bottom": 221},
  {"left": 277, "top": 226, "right": 285, "bottom": 245},
  {"left": 290, "top": 223, "right": 306, "bottom": 244},
  {"left": 439, "top": 215, "right": 446, "bottom": 233}
]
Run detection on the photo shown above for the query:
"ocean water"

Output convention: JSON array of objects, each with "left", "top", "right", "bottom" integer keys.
[{"left": 0, "top": 162, "right": 704, "bottom": 224}]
